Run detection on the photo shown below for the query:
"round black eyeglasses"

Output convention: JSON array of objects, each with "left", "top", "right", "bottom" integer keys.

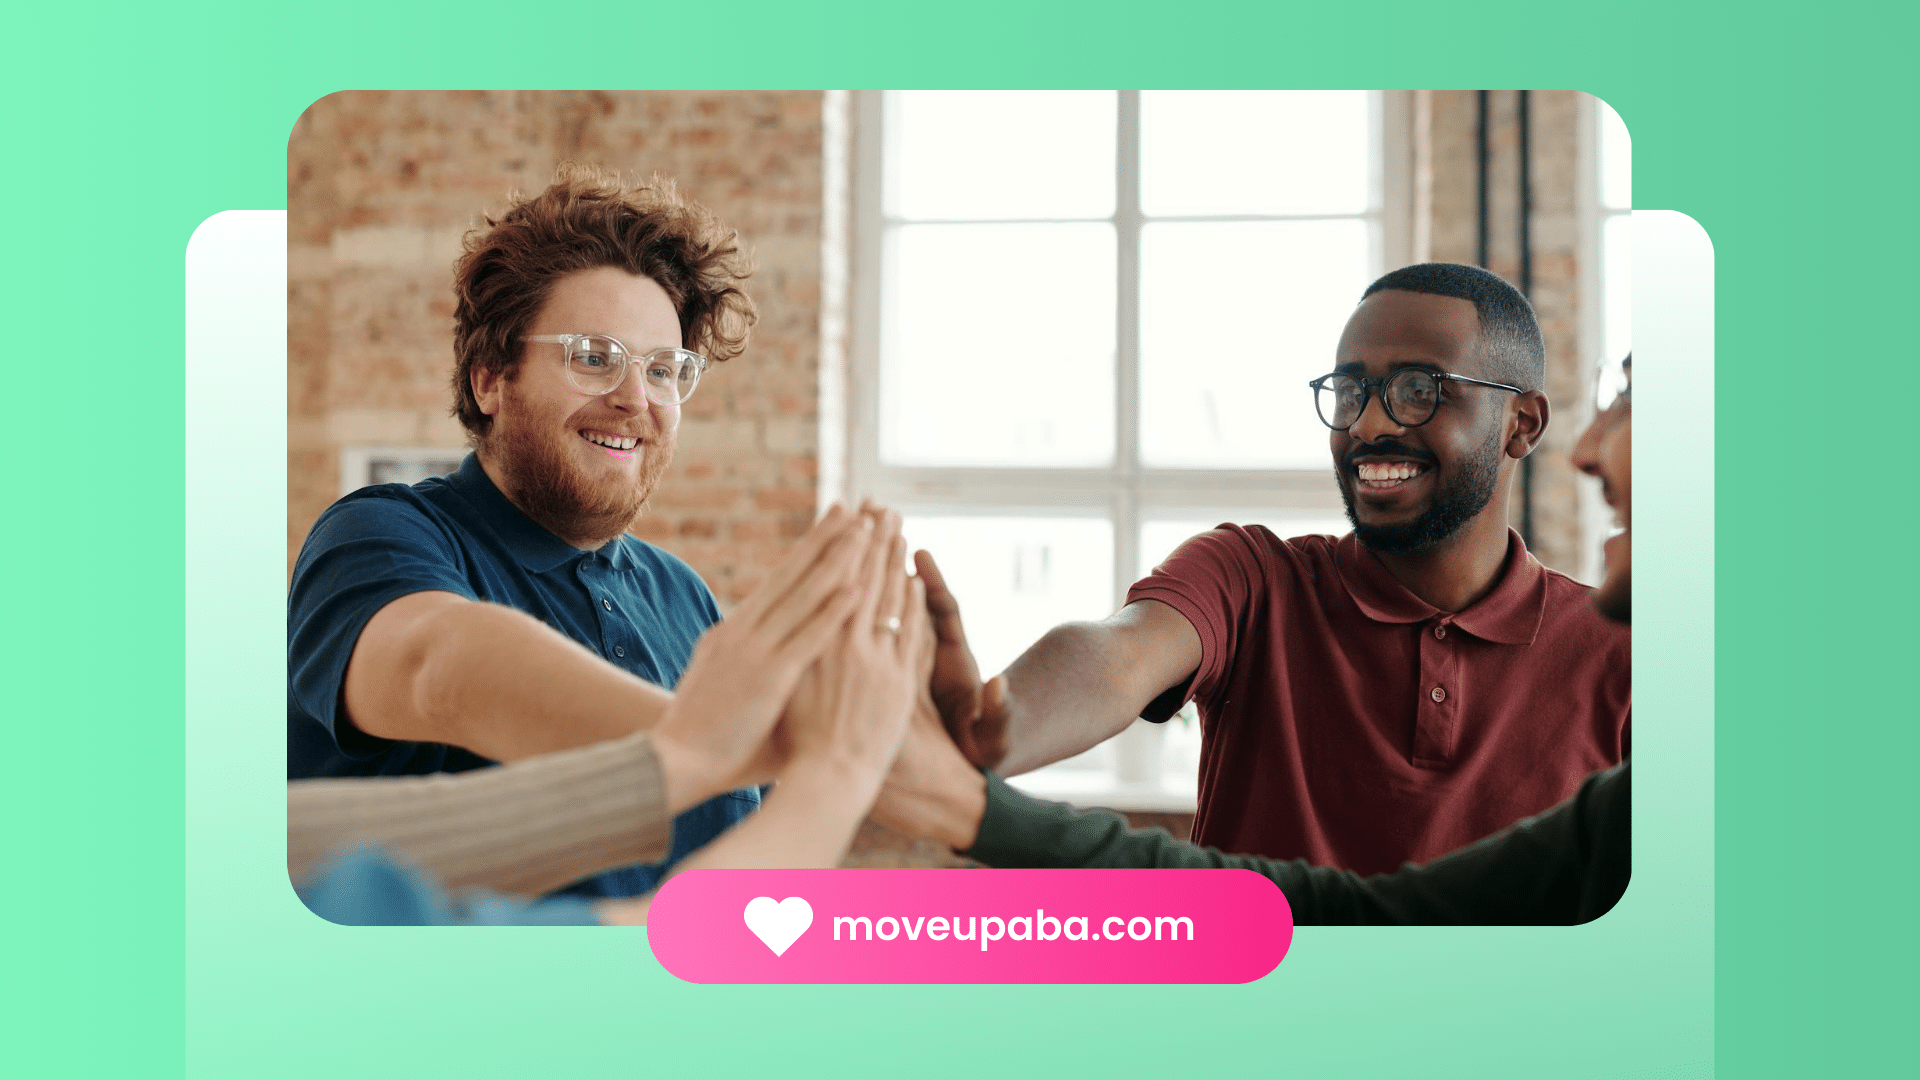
[{"left": 1307, "top": 369, "right": 1523, "bottom": 431}]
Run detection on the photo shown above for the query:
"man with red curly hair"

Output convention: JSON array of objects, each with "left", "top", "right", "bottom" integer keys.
[{"left": 288, "top": 167, "right": 764, "bottom": 900}]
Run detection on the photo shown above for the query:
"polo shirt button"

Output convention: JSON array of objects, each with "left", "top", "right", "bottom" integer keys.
[
  {"left": 1431, "top": 686, "right": 1447, "bottom": 703},
  {"left": 602, "top": 598, "right": 613, "bottom": 611},
  {"left": 614, "top": 646, "right": 625, "bottom": 657},
  {"left": 1434, "top": 625, "right": 1447, "bottom": 640}
]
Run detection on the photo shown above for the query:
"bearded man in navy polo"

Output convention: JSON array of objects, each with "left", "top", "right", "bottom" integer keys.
[{"left": 288, "top": 166, "right": 761, "bottom": 898}]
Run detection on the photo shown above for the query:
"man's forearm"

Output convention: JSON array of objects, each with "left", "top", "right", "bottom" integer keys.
[
  {"left": 995, "top": 622, "right": 1158, "bottom": 775},
  {"left": 348, "top": 595, "right": 673, "bottom": 762}
]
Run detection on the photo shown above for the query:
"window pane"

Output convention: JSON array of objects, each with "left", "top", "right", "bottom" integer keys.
[
  {"left": 1139, "top": 513, "right": 1351, "bottom": 580},
  {"left": 881, "top": 223, "right": 1115, "bottom": 466},
  {"left": 1155, "top": 703, "right": 1203, "bottom": 806},
  {"left": 889, "top": 91, "right": 1115, "bottom": 221},
  {"left": 1141, "top": 91, "right": 1371, "bottom": 217},
  {"left": 901, "top": 515, "right": 1115, "bottom": 682},
  {"left": 1138, "top": 219, "right": 1370, "bottom": 469},
  {"left": 1602, "top": 213, "right": 1632, "bottom": 372},
  {"left": 1598, "top": 98, "right": 1631, "bottom": 210},
  {"left": 904, "top": 514, "right": 1118, "bottom": 787}
]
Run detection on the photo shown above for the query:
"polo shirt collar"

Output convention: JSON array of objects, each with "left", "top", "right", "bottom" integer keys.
[
  {"left": 446, "top": 454, "right": 633, "bottom": 573},
  {"left": 1332, "top": 528, "right": 1546, "bottom": 645}
]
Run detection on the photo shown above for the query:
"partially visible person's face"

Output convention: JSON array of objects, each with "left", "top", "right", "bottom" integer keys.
[
  {"left": 473, "top": 266, "right": 683, "bottom": 548},
  {"left": 1330, "top": 290, "right": 1514, "bottom": 553},
  {"left": 1572, "top": 391, "right": 1631, "bottom": 623}
]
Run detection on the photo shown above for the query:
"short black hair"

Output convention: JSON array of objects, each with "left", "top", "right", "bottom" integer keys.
[{"left": 1361, "top": 263, "right": 1545, "bottom": 392}]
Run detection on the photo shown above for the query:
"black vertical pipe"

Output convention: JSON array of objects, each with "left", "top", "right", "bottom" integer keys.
[
  {"left": 1517, "top": 90, "right": 1535, "bottom": 548},
  {"left": 1518, "top": 90, "right": 1534, "bottom": 297},
  {"left": 1476, "top": 91, "right": 1490, "bottom": 269}
]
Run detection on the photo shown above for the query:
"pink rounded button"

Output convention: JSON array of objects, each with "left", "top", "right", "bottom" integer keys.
[
  {"left": 1430, "top": 686, "right": 1447, "bottom": 702},
  {"left": 647, "top": 868, "right": 1294, "bottom": 984},
  {"left": 1433, "top": 624, "right": 1447, "bottom": 639}
]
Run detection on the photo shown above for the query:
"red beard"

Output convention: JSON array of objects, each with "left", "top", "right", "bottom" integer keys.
[{"left": 484, "top": 385, "right": 675, "bottom": 548}]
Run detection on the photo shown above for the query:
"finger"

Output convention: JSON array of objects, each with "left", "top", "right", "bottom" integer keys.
[
  {"left": 874, "top": 532, "right": 910, "bottom": 648},
  {"left": 899, "top": 576, "right": 931, "bottom": 666},
  {"left": 968, "top": 674, "right": 1013, "bottom": 768},
  {"left": 756, "top": 516, "right": 875, "bottom": 648},
  {"left": 912, "top": 549, "right": 970, "bottom": 646},
  {"left": 728, "top": 503, "right": 858, "bottom": 628},
  {"left": 768, "top": 557, "right": 871, "bottom": 670},
  {"left": 852, "top": 509, "right": 902, "bottom": 634}
]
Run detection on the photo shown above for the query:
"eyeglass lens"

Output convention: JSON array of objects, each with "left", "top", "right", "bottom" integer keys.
[
  {"left": 562, "top": 336, "right": 700, "bottom": 403},
  {"left": 1315, "top": 370, "right": 1443, "bottom": 429}
]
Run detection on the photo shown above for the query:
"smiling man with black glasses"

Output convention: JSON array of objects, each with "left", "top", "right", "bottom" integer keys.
[
  {"left": 919, "top": 263, "right": 1630, "bottom": 878},
  {"left": 877, "top": 356, "right": 1636, "bottom": 925},
  {"left": 287, "top": 165, "right": 774, "bottom": 901}
]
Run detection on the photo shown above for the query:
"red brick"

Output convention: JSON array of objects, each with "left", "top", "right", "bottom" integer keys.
[
  {"left": 652, "top": 485, "right": 746, "bottom": 511},
  {"left": 725, "top": 574, "right": 768, "bottom": 605},
  {"left": 753, "top": 487, "right": 815, "bottom": 513},
  {"left": 629, "top": 517, "right": 674, "bottom": 543},
  {"left": 729, "top": 519, "right": 777, "bottom": 543}
]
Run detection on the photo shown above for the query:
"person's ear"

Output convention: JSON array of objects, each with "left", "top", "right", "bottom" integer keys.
[
  {"left": 472, "top": 363, "right": 506, "bottom": 420},
  {"left": 1505, "top": 390, "right": 1549, "bottom": 459}
]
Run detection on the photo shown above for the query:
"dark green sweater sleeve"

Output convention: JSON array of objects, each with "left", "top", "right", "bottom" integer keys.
[{"left": 964, "top": 761, "right": 1629, "bottom": 925}]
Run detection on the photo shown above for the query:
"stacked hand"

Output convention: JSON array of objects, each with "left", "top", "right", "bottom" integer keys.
[
  {"left": 643, "top": 501, "right": 983, "bottom": 887},
  {"left": 780, "top": 508, "right": 930, "bottom": 786},
  {"left": 649, "top": 503, "right": 878, "bottom": 808},
  {"left": 860, "top": 549, "right": 997, "bottom": 851},
  {"left": 913, "top": 550, "right": 1010, "bottom": 769}
]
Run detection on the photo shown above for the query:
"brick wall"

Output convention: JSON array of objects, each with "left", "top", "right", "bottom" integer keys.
[
  {"left": 288, "top": 90, "right": 826, "bottom": 605},
  {"left": 1418, "top": 89, "right": 1596, "bottom": 576}
]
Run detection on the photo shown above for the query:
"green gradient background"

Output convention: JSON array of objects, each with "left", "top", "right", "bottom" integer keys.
[{"left": 5, "top": 2, "right": 1908, "bottom": 1077}]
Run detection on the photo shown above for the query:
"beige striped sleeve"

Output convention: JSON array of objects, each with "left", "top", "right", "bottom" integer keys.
[{"left": 287, "top": 730, "right": 673, "bottom": 898}]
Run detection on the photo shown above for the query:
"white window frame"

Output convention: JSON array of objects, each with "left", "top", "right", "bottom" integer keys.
[
  {"left": 1577, "top": 93, "right": 1631, "bottom": 585},
  {"left": 847, "top": 91, "right": 1412, "bottom": 808}
]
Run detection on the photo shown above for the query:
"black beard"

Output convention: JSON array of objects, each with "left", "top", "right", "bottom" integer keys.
[{"left": 1338, "top": 430, "right": 1504, "bottom": 554}]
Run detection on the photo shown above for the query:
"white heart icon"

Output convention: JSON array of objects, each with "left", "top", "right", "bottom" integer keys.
[{"left": 742, "top": 896, "right": 813, "bottom": 957}]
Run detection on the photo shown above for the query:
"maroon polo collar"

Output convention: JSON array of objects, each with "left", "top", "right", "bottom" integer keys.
[{"left": 1331, "top": 528, "right": 1547, "bottom": 645}]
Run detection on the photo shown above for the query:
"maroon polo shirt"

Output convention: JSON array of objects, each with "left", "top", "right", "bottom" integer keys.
[{"left": 1129, "top": 526, "right": 1629, "bottom": 875}]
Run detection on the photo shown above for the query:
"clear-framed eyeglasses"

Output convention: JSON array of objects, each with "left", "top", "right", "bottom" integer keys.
[
  {"left": 524, "top": 334, "right": 710, "bottom": 406},
  {"left": 1307, "top": 368, "right": 1523, "bottom": 431}
]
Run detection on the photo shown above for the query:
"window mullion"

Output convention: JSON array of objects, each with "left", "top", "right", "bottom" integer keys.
[{"left": 1114, "top": 89, "right": 1143, "bottom": 614}]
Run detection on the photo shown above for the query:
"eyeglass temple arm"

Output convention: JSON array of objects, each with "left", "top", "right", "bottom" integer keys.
[{"left": 1437, "top": 372, "right": 1526, "bottom": 393}]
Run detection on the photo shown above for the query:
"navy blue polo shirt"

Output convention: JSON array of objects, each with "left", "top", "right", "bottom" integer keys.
[{"left": 288, "top": 453, "right": 759, "bottom": 899}]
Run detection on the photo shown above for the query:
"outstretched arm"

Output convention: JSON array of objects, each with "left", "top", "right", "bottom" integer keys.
[
  {"left": 918, "top": 547, "right": 1202, "bottom": 775},
  {"left": 965, "top": 765, "right": 1630, "bottom": 926},
  {"left": 876, "top": 697, "right": 1630, "bottom": 926},
  {"left": 341, "top": 504, "right": 872, "bottom": 764}
]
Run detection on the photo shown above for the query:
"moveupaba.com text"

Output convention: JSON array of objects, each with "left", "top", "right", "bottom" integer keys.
[{"left": 830, "top": 910, "right": 1195, "bottom": 951}]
